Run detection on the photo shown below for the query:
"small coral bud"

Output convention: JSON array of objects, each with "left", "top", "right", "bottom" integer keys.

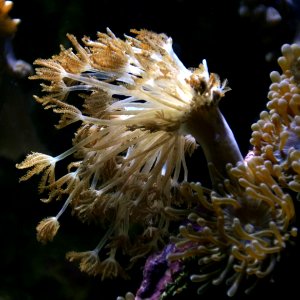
[
  {"left": 66, "top": 250, "right": 101, "bottom": 276},
  {"left": 116, "top": 292, "right": 135, "bottom": 300},
  {"left": 36, "top": 216, "right": 60, "bottom": 244}
]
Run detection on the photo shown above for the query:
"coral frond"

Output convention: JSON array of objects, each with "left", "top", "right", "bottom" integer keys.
[
  {"left": 66, "top": 250, "right": 101, "bottom": 276},
  {"left": 16, "top": 152, "right": 57, "bottom": 183}
]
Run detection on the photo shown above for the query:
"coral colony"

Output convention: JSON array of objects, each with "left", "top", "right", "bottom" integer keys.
[{"left": 11, "top": 2, "right": 300, "bottom": 300}]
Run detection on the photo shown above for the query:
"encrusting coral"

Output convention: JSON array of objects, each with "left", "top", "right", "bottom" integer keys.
[{"left": 16, "top": 27, "right": 299, "bottom": 299}]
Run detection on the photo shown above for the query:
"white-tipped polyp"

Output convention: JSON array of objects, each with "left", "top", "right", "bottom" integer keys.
[{"left": 202, "top": 59, "right": 209, "bottom": 81}]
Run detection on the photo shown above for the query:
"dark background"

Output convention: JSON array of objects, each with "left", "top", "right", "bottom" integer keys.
[{"left": 0, "top": 0, "right": 299, "bottom": 299}]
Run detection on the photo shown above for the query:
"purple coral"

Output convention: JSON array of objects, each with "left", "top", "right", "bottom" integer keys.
[{"left": 136, "top": 244, "right": 182, "bottom": 300}]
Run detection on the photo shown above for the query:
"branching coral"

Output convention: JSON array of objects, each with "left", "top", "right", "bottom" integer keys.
[{"left": 16, "top": 28, "right": 299, "bottom": 299}]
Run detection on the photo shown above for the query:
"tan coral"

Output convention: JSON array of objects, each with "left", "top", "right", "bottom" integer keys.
[
  {"left": 19, "top": 28, "right": 229, "bottom": 277},
  {"left": 251, "top": 43, "right": 300, "bottom": 193},
  {"left": 167, "top": 158, "right": 297, "bottom": 296}
]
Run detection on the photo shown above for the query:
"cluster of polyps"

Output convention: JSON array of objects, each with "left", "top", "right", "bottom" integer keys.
[{"left": 16, "top": 28, "right": 298, "bottom": 298}]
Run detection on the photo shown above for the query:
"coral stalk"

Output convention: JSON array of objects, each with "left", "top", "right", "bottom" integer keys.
[{"left": 184, "top": 104, "right": 243, "bottom": 187}]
